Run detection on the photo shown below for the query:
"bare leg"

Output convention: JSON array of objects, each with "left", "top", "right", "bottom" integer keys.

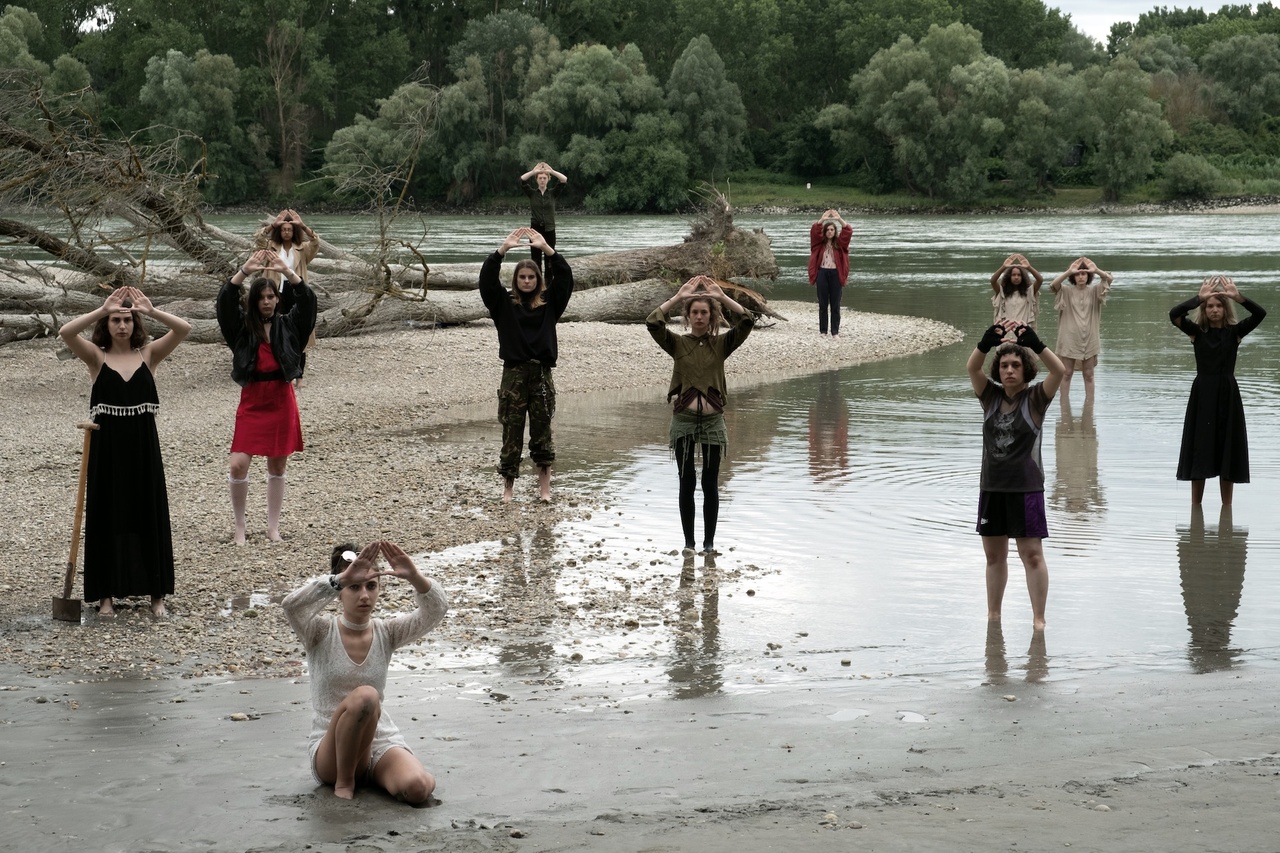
[
  {"left": 228, "top": 455, "right": 252, "bottom": 545},
  {"left": 537, "top": 464, "right": 551, "bottom": 503},
  {"left": 1060, "top": 358, "right": 1076, "bottom": 395},
  {"left": 1220, "top": 479, "right": 1234, "bottom": 505},
  {"left": 981, "top": 535, "right": 1010, "bottom": 621},
  {"left": 1191, "top": 479, "right": 1206, "bottom": 505},
  {"left": 98, "top": 597, "right": 115, "bottom": 617},
  {"left": 372, "top": 747, "right": 436, "bottom": 805},
  {"left": 502, "top": 476, "right": 514, "bottom": 503},
  {"left": 1080, "top": 356, "right": 1098, "bottom": 397},
  {"left": 313, "top": 685, "right": 381, "bottom": 799},
  {"left": 1015, "top": 537, "right": 1049, "bottom": 631}
]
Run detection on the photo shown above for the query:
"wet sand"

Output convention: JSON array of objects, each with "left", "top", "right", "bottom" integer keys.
[
  {"left": 4, "top": 302, "right": 1278, "bottom": 851},
  {"left": 5, "top": 662, "right": 1278, "bottom": 852}
]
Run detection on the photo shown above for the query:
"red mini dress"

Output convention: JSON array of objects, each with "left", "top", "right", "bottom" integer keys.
[{"left": 231, "top": 341, "right": 303, "bottom": 457}]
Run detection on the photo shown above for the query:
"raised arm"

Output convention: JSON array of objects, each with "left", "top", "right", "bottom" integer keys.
[
  {"left": 126, "top": 287, "right": 191, "bottom": 368},
  {"left": 968, "top": 323, "right": 1006, "bottom": 396},
  {"left": 1222, "top": 279, "right": 1267, "bottom": 338},
  {"left": 59, "top": 288, "right": 128, "bottom": 371},
  {"left": 1017, "top": 325, "right": 1065, "bottom": 400}
]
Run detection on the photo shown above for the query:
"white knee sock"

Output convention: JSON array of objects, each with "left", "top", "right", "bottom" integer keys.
[{"left": 266, "top": 473, "right": 287, "bottom": 540}]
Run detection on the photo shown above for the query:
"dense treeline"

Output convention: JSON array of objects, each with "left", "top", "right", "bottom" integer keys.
[{"left": 5, "top": 0, "right": 1280, "bottom": 208}]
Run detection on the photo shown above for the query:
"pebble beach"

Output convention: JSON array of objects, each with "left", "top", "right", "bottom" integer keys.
[{"left": 0, "top": 300, "right": 961, "bottom": 680}]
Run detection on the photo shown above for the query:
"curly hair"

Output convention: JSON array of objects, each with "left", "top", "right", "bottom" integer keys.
[
  {"left": 1000, "top": 266, "right": 1029, "bottom": 297},
  {"left": 90, "top": 308, "right": 147, "bottom": 350},
  {"left": 988, "top": 342, "right": 1038, "bottom": 385}
]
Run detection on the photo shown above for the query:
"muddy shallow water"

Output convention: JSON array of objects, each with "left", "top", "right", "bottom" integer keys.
[{"left": 378, "top": 210, "right": 1280, "bottom": 700}]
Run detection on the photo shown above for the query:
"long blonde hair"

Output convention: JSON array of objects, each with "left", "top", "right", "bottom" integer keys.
[{"left": 1193, "top": 275, "right": 1238, "bottom": 329}]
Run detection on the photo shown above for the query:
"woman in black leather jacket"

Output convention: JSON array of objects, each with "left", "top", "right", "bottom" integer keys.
[{"left": 216, "top": 249, "right": 317, "bottom": 544}]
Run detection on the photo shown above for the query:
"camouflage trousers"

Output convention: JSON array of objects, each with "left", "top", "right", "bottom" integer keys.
[{"left": 498, "top": 362, "right": 556, "bottom": 479}]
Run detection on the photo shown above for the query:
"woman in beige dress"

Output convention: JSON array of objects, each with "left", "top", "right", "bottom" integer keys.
[
  {"left": 990, "top": 253, "right": 1043, "bottom": 336},
  {"left": 1050, "top": 257, "right": 1113, "bottom": 397}
]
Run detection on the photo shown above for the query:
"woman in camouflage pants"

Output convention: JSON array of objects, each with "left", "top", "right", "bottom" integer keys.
[{"left": 478, "top": 227, "right": 575, "bottom": 502}]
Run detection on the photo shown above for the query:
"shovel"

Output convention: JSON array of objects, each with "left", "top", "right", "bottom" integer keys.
[{"left": 53, "top": 421, "right": 98, "bottom": 623}]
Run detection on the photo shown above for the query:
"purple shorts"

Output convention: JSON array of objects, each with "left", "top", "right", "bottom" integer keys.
[{"left": 976, "top": 490, "right": 1048, "bottom": 539}]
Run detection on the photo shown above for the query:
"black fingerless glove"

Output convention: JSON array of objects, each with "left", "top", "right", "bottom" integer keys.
[
  {"left": 977, "top": 325, "right": 1005, "bottom": 353},
  {"left": 1016, "top": 325, "right": 1046, "bottom": 353}
]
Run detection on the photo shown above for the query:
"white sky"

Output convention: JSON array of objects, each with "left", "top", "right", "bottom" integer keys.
[{"left": 1051, "top": 0, "right": 1215, "bottom": 45}]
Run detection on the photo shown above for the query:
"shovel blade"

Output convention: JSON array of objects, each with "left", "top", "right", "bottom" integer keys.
[{"left": 52, "top": 596, "right": 82, "bottom": 623}]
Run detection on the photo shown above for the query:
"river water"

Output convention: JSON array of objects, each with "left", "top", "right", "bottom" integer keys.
[{"left": 220, "top": 210, "right": 1280, "bottom": 698}]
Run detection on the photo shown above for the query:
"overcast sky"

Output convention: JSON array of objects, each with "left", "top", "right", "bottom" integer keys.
[{"left": 1052, "top": 0, "right": 1213, "bottom": 45}]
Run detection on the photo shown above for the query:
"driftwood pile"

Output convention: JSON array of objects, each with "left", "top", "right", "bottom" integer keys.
[{"left": 0, "top": 197, "right": 781, "bottom": 346}]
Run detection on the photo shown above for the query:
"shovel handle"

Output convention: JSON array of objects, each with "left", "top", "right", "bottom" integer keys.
[{"left": 65, "top": 421, "right": 98, "bottom": 598}]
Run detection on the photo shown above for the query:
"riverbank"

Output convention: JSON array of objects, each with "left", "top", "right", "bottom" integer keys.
[{"left": 0, "top": 300, "right": 960, "bottom": 681}]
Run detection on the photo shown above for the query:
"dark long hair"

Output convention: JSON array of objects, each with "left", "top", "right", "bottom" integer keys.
[
  {"left": 509, "top": 259, "right": 547, "bottom": 310},
  {"left": 1000, "top": 267, "right": 1029, "bottom": 297},
  {"left": 988, "top": 343, "right": 1038, "bottom": 384},
  {"left": 90, "top": 309, "right": 147, "bottom": 350},
  {"left": 244, "top": 277, "right": 280, "bottom": 342}
]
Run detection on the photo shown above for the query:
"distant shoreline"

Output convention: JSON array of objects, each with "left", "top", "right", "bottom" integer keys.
[{"left": 199, "top": 194, "right": 1280, "bottom": 219}]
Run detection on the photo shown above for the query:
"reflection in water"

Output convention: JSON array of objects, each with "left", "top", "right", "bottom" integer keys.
[
  {"left": 984, "top": 621, "right": 1050, "bottom": 684},
  {"left": 666, "top": 552, "right": 722, "bottom": 698},
  {"left": 807, "top": 372, "right": 850, "bottom": 482},
  {"left": 1051, "top": 394, "right": 1105, "bottom": 516},
  {"left": 1178, "top": 506, "right": 1248, "bottom": 673},
  {"left": 494, "top": 525, "right": 559, "bottom": 674}
]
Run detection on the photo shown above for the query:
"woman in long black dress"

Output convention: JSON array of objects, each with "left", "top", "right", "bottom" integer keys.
[
  {"left": 1170, "top": 276, "right": 1266, "bottom": 506},
  {"left": 59, "top": 286, "right": 191, "bottom": 616}
]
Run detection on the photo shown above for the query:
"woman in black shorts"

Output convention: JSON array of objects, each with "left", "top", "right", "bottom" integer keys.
[{"left": 966, "top": 321, "right": 1065, "bottom": 631}]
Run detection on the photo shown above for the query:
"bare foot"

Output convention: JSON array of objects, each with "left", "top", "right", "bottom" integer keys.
[
  {"left": 1033, "top": 618, "right": 1046, "bottom": 632},
  {"left": 150, "top": 597, "right": 166, "bottom": 617},
  {"left": 98, "top": 599, "right": 115, "bottom": 617},
  {"left": 537, "top": 465, "right": 551, "bottom": 503},
  {"left": 267, "top": 528, "right": 283, "bottom": 542},
  {"left": 987, "top": 611, "right": 1001, "bottom": 622},
  {"left": 501, "top": 477, "right": 514, "bottom": 503},
  {"left": 334, "top": 784, "right": 355, "bottom": 800},
  {"left": 234, "top": 527, "right": 246, "bottom": 546}
]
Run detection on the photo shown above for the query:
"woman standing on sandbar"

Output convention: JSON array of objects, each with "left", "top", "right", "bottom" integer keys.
[
  {"left": 647, "top": 277, "right": 753, "bottom": 555},
  {"left": 479, "top": 227, "right": 574, "bottom": 503},
  {"left": 60, "top": 286, "right": 191, "bottom": 617},
  {"left": 217, "top": 249, "right": 317, "bottom": 544},
  {"left": 1170, "top": 276, "right": 1266, "bottom": 506},
  {"left": 807, "top": 209, "right": 852, "bottom": 336},
  {"left": 519, "top": 162, "right": 567, "bottom": 278}
]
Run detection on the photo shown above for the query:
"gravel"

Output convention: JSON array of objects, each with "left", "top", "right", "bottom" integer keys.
[{"left": 0, "top": 301, "right": 960, "bottom": 680}]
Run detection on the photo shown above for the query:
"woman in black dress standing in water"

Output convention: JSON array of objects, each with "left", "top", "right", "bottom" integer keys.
[
  {"left": 60, "top": 286, "right": 191, "bottom": 616},
  {"left": 1170, "top": 276, "right": 1266, "bottom": 506}
]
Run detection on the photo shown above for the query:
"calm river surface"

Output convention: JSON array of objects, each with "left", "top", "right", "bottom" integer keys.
[{"left": 220, "top": 210, "right": 1280, "bottom": 697}]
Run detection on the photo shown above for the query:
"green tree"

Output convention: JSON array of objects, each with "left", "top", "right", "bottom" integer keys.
[
  {"left": 1200, "top": 33, "right": 1280, "bottom": 130},
  {"left": 837, "top": 0, "right": 959, "bottom": 71},
  {"left": 665, "top": 34, "right": 747, "bottom": 181},
  {"left": 1, "top": 6, "right": 90, "bottom": 95},
  {"left": 959, "top": 0, "right": 1072, "bottom": 69},
  {"left": 524, "top": 42, "right": 690, "bottom": 210},
  {"left": 138, "top": 48, "right": 256, "bottom": 203},
  {"left": 847, "top": 23, "right": 1011, "bottom": 200},
  {"left": 1080, "top": 57, "right": 1173, "bottom": 200},
  {"left": 1003, "top": 64, "right": 1082, "bottom": 192},
  {"left": 324, "top": 80, "right": 443, "bottom": 201}
]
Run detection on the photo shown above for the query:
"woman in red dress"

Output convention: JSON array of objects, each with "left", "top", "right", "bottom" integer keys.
[{"left": 216, "top": 250, "right": 317, "bottom": 544}]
